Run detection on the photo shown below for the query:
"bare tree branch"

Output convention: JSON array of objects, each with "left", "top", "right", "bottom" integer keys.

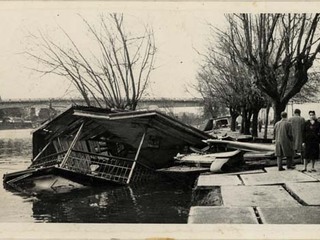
[{"left": 26, "top": 13, "right": 156, "bottom": 110}]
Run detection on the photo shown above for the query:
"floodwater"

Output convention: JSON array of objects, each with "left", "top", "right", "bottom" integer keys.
[{"left": 0, "top": 129, "right": 192, "bottom": 223}]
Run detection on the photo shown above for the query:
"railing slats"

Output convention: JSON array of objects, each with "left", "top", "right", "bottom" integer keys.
[{"left": 28, "top": 149, "right": 154, "bottom": 184}]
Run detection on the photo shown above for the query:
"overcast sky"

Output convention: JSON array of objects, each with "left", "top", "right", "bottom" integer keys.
[{"left": 0, "top": 1, "right": 318, "bottom": 100}]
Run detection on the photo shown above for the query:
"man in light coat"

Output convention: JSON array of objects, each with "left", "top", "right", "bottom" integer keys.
[
  {"left": 274, "top": 112, "right": 294, "bottom": 171},
  {"left": 289, "top": 109, "right": 305, "bottom": 163}
]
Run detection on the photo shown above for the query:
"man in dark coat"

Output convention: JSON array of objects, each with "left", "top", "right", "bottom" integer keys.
[
  {"left": 289, "top": 109, "right": 305, "bottom": 163},
  {"left": 274, "top": 112, "right": 294, "bottom": 171}
]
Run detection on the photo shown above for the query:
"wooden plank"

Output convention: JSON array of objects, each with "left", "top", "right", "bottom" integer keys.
[
  {"left": 60, "top": 122, "right": 84, "bottom": 168},
  {"left": 205, "top": 139, "right": 275, "bottom": 152},
  {"left": 31, "top": 141, "right": 52, "bottom": 162},
  {"left": 209, "top": 158, "right": 230, "bottom": 173},
  {"left": 175, "top": 150, "right": 241, "bottom": 163},
  {"left": 126, "top": 131, "right": 147, "bottom": 184},
  {"left": 244, "top": 152, "right": 275, "bottom": 160},
  {"left": 6, "top": 173, "right": 33, "bottom": 184},
  {"left": 156, "top": 166, "right": 209, "bottom": 173},
  {"left": 73, "top": 110, "right": 156, "bottom": 120}
]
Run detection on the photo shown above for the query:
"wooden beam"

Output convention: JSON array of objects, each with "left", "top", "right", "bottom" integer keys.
[
  {"left": 73, "top": 110, "right": 156, "bottom": 120},
  {"left": 126, "top": 130, "right": 147, "bottom": 184},
  {"left": 32, "top": 141, "right": 52, "bottom": 162},
  {"left": 204, "top": 139, "right": 275, "bottom": 152},
  {"left": 60, "top": 122, "right": 85, "bottom": 168}
]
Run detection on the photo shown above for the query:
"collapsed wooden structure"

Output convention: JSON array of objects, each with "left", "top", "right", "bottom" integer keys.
[
  {"left": 174, "top": 139, "right": 276, "bottom": 173},
  {"left": 3, "top": 106, "right": 210, "bottom": 187}
]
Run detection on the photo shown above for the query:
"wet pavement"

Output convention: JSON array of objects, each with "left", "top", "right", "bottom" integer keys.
[{"left": 189, "top": 164, "right": 320, "bottom": 224}]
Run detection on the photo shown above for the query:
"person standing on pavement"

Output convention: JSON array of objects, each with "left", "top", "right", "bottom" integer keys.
[
  {"left": 274, "top": 111, "right": 294, "bottom": 171},
  {"left": 289, "top": 109, "right": 305, "bottom": 163},
  {"left": 301, "top": 110, "right": 320, "bottom": 172}
]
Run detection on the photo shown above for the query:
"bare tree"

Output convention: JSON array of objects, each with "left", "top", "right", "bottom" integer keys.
[
  {"left": 198, "top": 65, "right": 242, "bottom": 131},
  {"left": 217, "top": 14, "right": 320, "bottom": 123},
  {"left": 197, "top": 39, "right": 267, "bottom": 136},
  {"left": 26, "top": 13, "right": 156, "bottom": 110}
]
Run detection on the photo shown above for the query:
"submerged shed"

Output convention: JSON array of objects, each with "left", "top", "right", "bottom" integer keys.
[{"left": 8, "top": 106, "right": 210, "bottom": 186}]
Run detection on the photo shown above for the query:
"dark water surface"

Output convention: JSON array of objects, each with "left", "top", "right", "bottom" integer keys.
[{"left": 0, "top": 129, "right": 192, "bottom": 223}]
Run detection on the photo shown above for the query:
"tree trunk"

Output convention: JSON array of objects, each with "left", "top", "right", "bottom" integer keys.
[
  {"left": 244, "top": 110, "right": 252, "bottom": 135},
  {"left": 273, "top": 101, "right": 287, "bottom": 124},
  {"left": 264, "top": 104, "right": 271, "bottom": 139},
  {"left": 241, "top": 108, "right": 252, "bottom": 135},
  {"left": 229, "top": 108, "right": 239, "bottom": 132},
  {"left": 205, "top": 100, "right": 216, "bottom": 118},
  {"left": 230, "top": 115, "right": 238, "bottom": 132},
  {"left": 251, "top": 109, "right": 260, "bottom": 137},
  {"left": 240, "top": 107, "right": 245, "bottom": 134}
]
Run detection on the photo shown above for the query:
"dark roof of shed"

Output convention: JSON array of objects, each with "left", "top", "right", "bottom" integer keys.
[{"left": 33, "top": 105, "right": 210, "bottom": 144}]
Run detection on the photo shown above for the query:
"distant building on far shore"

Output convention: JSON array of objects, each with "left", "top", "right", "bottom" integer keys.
[{"left": 259, "top": 101, "right": 320, "bottom": 124}]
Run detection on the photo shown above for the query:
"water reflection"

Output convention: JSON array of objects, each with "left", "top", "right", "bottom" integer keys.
[
  {"left": 0, "top": 129, "right": 192, "bottom": 223},
  {"left": 31, "top": 182, "right": 191, "bottom": 223}
]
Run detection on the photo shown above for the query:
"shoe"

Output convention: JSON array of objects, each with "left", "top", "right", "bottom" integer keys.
[
  {"left": 287, "top": 166, "right": 296, "bottom": 170},
  {"left": 278, "top": 168, "right": 285, "bottom": 171},
  {"left": 299, "top": 169, "right": 307, "bottom": 173},
  {"left": 311, "top": 169, "right": 317, "bottom": 172}
]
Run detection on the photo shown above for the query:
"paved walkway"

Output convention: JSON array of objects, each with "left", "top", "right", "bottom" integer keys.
[{"left": 188, "top": 164, "right": 320, "bottom": 224}]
